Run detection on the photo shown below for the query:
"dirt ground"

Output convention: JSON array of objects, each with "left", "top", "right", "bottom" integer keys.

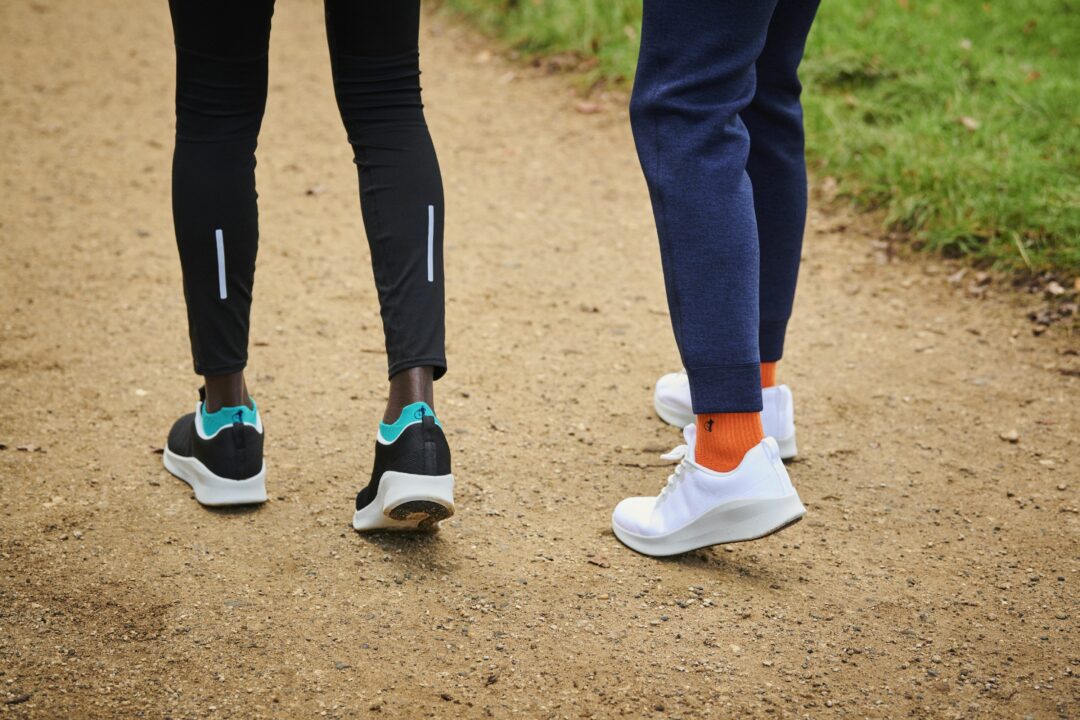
[{"left": 1, "top": 1, "right": 1077, "bottom": 718}]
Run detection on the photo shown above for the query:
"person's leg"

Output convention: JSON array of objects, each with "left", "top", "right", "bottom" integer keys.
[
  {"left": 324, "top": 0, "right": 446, "bottom": 424},
  {"left": 325, "top": 1, "right": 454, "bottom": 531},
  {"left": 647, "top": 0, "right": 818, "bottom": 457},
  {"left": 630, "top": 0, "right": 778, "bottom": 470},
  {"left": 162, "top": 0, "right": 273, "bottom": 506},
  {"left": 614, "top": 0, "right": 806, "bottom": 556},
  {"left": 169, "top": 0, "right": 274, "bottom": 412},
  {"left": 745, "top": 0, "right": 822, "bottom": 381}
]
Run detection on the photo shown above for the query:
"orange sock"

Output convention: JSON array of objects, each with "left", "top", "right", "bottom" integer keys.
[
  {"left": 695, "top": 412, "right": 764, "bottom": 472},
  {"left": 761, "top": 361, "right": 778, "bottom": 388}
]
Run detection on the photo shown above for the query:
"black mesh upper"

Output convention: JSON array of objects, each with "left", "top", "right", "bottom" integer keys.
[
  {"left": 356, "top": 415, "right": 451, "bottom": 510},
  {"left": 167, "top": 411, "right": 264, "bottom": 481}
]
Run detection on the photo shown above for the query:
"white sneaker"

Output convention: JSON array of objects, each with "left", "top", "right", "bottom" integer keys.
[
  {"left": 653, "top": 370, "right": 798, "bottom": 459},
  {"left": 611, "top": 424, "right": 805, "bottom": 557}
]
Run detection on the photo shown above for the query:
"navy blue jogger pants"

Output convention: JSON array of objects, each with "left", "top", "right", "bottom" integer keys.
[{"left": 630, "top": 0, "right": 820, "bottom": 413}]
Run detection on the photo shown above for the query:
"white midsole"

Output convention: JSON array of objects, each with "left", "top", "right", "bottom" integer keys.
[
  {"left": 163, "top": 448, "right": 267, "bottom": 507},
  {"left": 653, "top": 397, "right": 798, "bottom": 460},
  {"left": 612, "top": 492, "right": 806, "bottom": 557},
  {"left": 352, "top": 471, "right": 455, "bottom": 531}
]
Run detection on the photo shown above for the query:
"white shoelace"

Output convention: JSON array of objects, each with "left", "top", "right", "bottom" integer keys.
[{"left": 657, "top": 444, "right": 690, "bottom": 504}]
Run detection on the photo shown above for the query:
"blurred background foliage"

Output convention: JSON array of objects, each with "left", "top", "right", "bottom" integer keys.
[{"left": 440, "top": 0, "right": 1080, "bottom": 276}]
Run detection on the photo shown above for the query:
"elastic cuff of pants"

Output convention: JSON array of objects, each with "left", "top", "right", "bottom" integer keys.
[
  {"left": 388, "top": 357, "right": 447, "bottom": 382},
  {"left": 194, "top": 360, "right": 248, "bottom": 377},
  {"left": 686, "top": 363, "right": 763, "bottom": 414},
  {"left": 759, "top": 319, "right": 789, "bottom": 364}
]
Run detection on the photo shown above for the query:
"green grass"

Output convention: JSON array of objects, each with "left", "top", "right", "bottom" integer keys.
[
  {"left": 440, "top": 0, "right": 642, "bottom": 85},
  {"left": 439, "top": 0, "right": 1080, "bottom": 275}
]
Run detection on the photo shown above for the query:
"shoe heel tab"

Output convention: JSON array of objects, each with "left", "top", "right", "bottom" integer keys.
[
  {"left": 379, "top": 402, "right": 442, "bottom": 444},
  {"left": 399, "top": 401, "right": 438, "bottom": 423}
]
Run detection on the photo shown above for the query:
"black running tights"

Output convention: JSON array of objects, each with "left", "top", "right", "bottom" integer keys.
[{"left": 169, "top": 0, "right": 446, "bottom": 379}]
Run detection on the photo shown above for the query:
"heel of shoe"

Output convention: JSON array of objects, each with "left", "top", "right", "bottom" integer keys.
[
  {"left": 727, "top": 493, "right": 806, "bottom": 540},
  {"left": 382, "top": 471, "right": 454, "bottom": 517},
  {"left": 653, "top": 396, "right": 694, "bottom": 429},
  {"left": 353, "top": 471, "right": 455, "bottom": 531},
  {"left": 775, "top": 431, "right": 798, "bottom": 460}
]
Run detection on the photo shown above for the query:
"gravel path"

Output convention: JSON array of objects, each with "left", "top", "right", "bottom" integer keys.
[{"left": 1, "top": 1, "right": 1076, "bottom": 717}]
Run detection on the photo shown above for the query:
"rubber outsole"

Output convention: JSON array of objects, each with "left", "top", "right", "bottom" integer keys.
[
  {"left": 612, "top": 492, "right": 806, "bottom": 557},
  {"left": 163, "top": 448, "right": 267, "bottom": 507},
  {"left": 353, "top": 471, "right": 455, "bottom": 532}
]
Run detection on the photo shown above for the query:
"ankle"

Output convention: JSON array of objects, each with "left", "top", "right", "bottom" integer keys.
[
  {"left": 203, "top": 372, "right": 250, "bottom": 413},
  {"left": 695, "top": 412, "right": 764, "bottom": 472},
  {"left": 384, "top": 366, "right": 435, "bottom": 423}
]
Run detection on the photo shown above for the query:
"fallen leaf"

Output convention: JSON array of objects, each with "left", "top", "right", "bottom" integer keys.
[
  {"left": 957, "top": 116, "right": 980, "bottom": 132},
  {"left": 820, "top": 176, "right": 839, "bottom": 201},
  {"left": 574, "top": 100, "right": 602, "bottom": 114}
]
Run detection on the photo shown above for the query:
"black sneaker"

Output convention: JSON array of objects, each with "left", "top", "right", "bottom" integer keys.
[
  {"left": 163, "top": 388, "right": 267, "bottom": 506},
  {"left": 353, "top": 402, "right": 455, "bottom": 531}
]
